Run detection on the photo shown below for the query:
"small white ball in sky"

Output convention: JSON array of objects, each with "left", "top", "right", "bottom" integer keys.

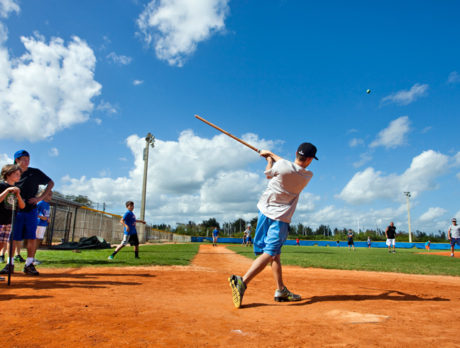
[{"left": 366, "top": 89, "right": 371, "bottom": 94}]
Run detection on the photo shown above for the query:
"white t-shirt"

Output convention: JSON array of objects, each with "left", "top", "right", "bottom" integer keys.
[
  {"left": 257, "top": 159, "right": 313, "bottom": 223},
  {"left": 449, "top": 224, "right": 460, "bottom": 238}
]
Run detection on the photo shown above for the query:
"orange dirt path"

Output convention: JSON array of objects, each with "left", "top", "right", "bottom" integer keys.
[{"left": 1, "top": 244, "right": 460, "bottom": 347}]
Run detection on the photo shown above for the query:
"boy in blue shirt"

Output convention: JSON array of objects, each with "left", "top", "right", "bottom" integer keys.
[
  {"left": 34, "top": 190, "right": 52, "bottom": 265},
  {"left": 108, "top": 201, "right": 144, "bottom": 260},
  {"left": 212, "top": 227, "right": 219, "bottom": 247}
]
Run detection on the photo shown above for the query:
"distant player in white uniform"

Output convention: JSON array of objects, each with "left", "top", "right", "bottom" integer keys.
[{"left": 448, "top": 218, "right": 460, "bottom": 257}]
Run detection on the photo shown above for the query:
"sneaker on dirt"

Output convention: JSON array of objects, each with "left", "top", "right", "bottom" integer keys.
[
  {"left": 274, "top": 287, "right": 301, "bottom": 302},
  {"left": 228, "top": 274, "right": 246, "bottom": 308},
  {"left": 14, "top": 255, "right": 26, "bottom": 262},
  {"left": 0, "top": 264, "right": 14, "bottom": 274},
  {"left": 24, "top": 264, "right": 39, "bottom": 276}
]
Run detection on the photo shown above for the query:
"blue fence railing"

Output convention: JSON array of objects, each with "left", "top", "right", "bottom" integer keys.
[{"left": 191, "top": 237, "right": 451, "bottom": 250}]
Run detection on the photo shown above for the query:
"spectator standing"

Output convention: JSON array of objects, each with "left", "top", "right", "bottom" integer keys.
[
  {"left": 385, "top": 222, "right": 397, "bottom": 253},
  {"left": 0, "top": 150, "right": 54, "bottom": 276},
  {"left": 448, "top": 218, "right": 460, "bottom": 257}
]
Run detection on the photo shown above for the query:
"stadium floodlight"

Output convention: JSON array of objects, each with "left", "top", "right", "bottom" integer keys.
[
  {"left": 140, "top": 133, "right": 155, "bottom": 222},
  {"left": 404, "top": 192, "right": 412, "bottom": 243}
]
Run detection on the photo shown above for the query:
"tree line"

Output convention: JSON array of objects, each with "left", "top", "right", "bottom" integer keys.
[
  {"left": 153, "top": 218, "right": 448, "bottom": 243},
  {"left": 52, "top": 193, "right": 448, "bottom": 242}
]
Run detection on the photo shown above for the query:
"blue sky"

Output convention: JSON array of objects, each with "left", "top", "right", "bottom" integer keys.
[{"left": 0, "top": 0, "right": 459, "bottom": 233}]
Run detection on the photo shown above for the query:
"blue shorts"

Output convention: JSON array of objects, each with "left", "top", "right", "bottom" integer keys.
[
  {"left": 451, "top": 238, "right": 460, "bottom": 247},
  {"left": 253, "top": 212, "right": 289, "bottom": 256},
  {"left": 13, "top": 209, "right": 38, "bottom": 241}
]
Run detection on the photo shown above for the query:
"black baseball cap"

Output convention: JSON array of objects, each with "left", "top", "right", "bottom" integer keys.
[{"left": 297, "top": 143, "right": 318, "bottom": 160}]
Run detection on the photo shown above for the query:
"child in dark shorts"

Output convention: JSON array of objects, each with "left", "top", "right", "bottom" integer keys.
[
  {"left": 108, "top": 201, "right": 145, "bottom": 260},
  {"left": 0, "top": 165, "right": 26, "bottom": 279}
]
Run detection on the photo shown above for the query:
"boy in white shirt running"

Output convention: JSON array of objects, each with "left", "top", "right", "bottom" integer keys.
[{"left": 229, "top": 142, "right": 317, "bottom": 308}]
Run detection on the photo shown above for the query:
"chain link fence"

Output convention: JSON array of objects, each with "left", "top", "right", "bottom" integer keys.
[{"left": 43, "top": 197, "right": 189, "bottom": 246}]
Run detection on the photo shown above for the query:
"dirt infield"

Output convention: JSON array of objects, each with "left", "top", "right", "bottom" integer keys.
[
  {"left": 423, "top": 251, "right": 457, "bottom": 257},
  {"left": 1, "top": 244, "right": 460, "bottom": 347}
]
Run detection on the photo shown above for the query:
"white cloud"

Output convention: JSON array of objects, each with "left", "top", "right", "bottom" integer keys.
[
  {"left": 338, "top": 150, "right": 449, "bottom": 204},
  {"left": 61, "top": 130, "right": 274, "bottom": 224},
  {"left": 96, "top": 100, "right": 117, "bottom": 114},
  {"left": 133, "top": 79, "right": 144, "bottom": 86},
  {"left": 0, "top": 33, "right": 102, "bottom": 141},
  {"left": 419, "top": 207, "right": 447, "bottom": 222},
  {"left": 106, "top": 52, "right": 132, "bottom": 65},
  {"left": 353, "top": 152, "right": 372, "bottom": 168},
  {"left": 296, "top": 192, "right": 321, "bottom": 212},
  {"left": 447, "top": 71, "right": 460, "bottom": 84},
  {"left": 294, "top": 204, "right": 407, "bottom": 231},
  {"left": 454, "top": 152, "right": 460, "bottom": 166},
  {"left": 381, "top": 83, "right": 428, "bottom": 106},
  {"left": 349, "top": 138, "right": 363, "bottom": 147},
  {"left": 457, "top": 172, "right": 460, "bottom": 181},
  {"left": 370, "top": 116, "right": 410, "bottom": 149},
  {"left": 137, "top": 0, "right": 230, "bottom": 67},
  {"left": 421, "top": 126, "right": 432, "bottom": 134},
  {"left": 49, "top": 147, "right": 59, "bottom": 157},
  {"left": 0, "top": 0, "right": 19, "bottom": 18},
  {"left": 0, "top": 153, "right": 12, "bottom": 167}
]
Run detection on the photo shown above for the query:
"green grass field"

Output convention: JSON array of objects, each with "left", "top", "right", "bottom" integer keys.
[
  {"left": 13, "top": 243, "right": 460, "bottom": 277},
  {"left": 228, "top": 245, "right": 460, "bottom": 277},
  {"left": 29, "top": 244, "right": 200, "bottom": 268}
]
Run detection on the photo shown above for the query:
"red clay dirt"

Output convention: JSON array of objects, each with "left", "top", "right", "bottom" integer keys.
[{"left": 1, "top": 244, "right": 460, "bottom": 347}]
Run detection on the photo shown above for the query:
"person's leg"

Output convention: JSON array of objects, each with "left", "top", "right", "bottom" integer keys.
[
  {"left": 271, "top": 254, "right": 284, "bottom": 290},
  {"left": 15, "top": 241, "right": 21, "bottom": 256},
  {"left": 22, "top": 210, "right": 39, "bottom": 268},
  {"left": 229, "top": 212, "right": 268, "bottom": 308},
  {"left": 1, "top": 244, "right": 6, "bottom": 259},
  {"left": 114, "top": 243, "right": 125, "bottom": 254},
  {"left": 242, "top": 252, "right": 273, "bottom": 285}
]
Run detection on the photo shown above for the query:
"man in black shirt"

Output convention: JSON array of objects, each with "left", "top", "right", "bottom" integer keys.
[
  {"left": 0, "top": 150, "right": 54, "bottom": 276},
  {"left": 385, "top": 222, "right": 396, "bottom": 253}
]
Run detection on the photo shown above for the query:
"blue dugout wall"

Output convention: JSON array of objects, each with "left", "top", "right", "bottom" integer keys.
[{"left": 191, "top": 237, "right": 451, "bottom": 250}]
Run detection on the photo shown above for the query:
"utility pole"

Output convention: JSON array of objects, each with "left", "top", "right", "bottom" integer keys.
[
  {"left": 404, "top": 192, "right": 412, "bottom": 243},
  {"left": 140, "top": 133, "right": 155, "bottom": 223}
]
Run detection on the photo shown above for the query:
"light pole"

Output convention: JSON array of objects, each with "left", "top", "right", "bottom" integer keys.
[
  {"left": 404, "top": 192, "right": 412, "bottom": 243},
  {"left": 140, "top": 133, "right": 155, "bottom": 223}
]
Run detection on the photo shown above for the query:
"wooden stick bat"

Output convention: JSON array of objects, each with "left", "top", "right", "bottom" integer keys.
[{"left": 194, "top": 115, "right": 260, "bottom": 153}]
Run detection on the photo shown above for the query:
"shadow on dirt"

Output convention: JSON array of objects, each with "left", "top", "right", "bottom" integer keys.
[
  {"left": 242, "top": 289, "right": 449, "bottom": 308},
  {"left": 0, "top": 294, "right": 53, "bottom": 301},
  {"left": 0, "top": 271, "right": 155, "bottom": 292}
]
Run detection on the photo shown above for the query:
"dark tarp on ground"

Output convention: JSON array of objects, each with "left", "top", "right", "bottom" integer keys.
[{"left": 50, "top": 236, "right": 111, "bottom": 250}]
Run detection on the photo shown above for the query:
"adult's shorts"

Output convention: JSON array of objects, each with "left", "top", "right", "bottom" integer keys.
[
  {"left": 253, "top": 211, "right": 289, "bottom": 257},
  {"left": 121, "top": 234, "right": 139, "bottom": 246},
  {"left": 450, "top": 238, "right": 460, "bottom": 247},
  {"left": 386, "top": 238, "right": 396, "bottom": 246},
  {"left": 13, "top": 209, "right": 38, "bottom": 241}
]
